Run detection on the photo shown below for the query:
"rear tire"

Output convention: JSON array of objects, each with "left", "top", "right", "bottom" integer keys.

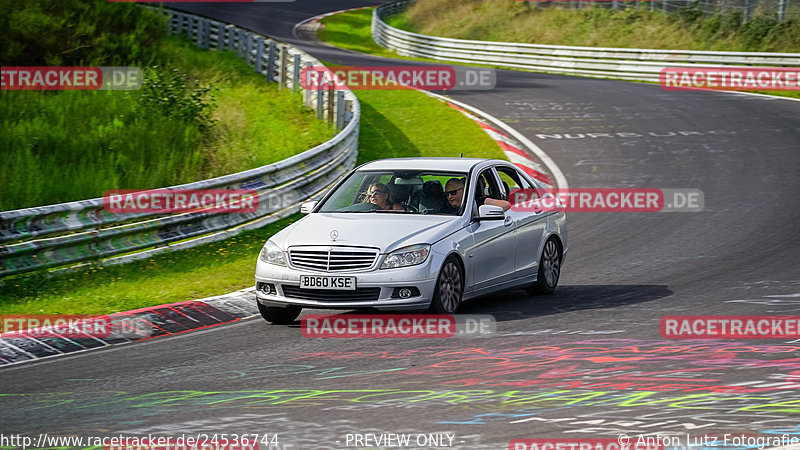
[
  {"left": 526, "top": 237, "right": 562, "bottom": 295},
  {"left": 429, "top": 256, "right": 464, "bottom": 314},
  {"left": 258, "top": 301, "right": 301, "bottom": 324}
]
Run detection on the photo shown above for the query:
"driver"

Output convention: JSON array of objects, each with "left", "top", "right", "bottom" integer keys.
[
  {"left": 439, "top": 178, "right": 510, "bottom": 214},
  {"left": 363, "top": 183, "right": 403, "bottom": 210}
]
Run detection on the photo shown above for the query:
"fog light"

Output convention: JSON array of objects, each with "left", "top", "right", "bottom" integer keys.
[
  {"left": 391, "top": 287, "right": 420, "bottom": 299},
  {"left": 258, "top": 282, "right": 276, "bottom": 295}
]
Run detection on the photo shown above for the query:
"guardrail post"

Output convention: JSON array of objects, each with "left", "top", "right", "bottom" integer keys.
[
  {"left": 293, "top": 54, "right": 301, "bottom": 90},
  {"left": 208, "top": 21, "right": 217, "bottom": 49},
  {"left": 778, "top": 0, "right": 787, "bottom": 21},
  {"left": 235, "top": 30, "right": 242, "bottom": 58},
  {"left": 167, "top": 13, "right": 176, "bottom": 36},
  {"left": 304, "top": 62, "right": 313, "bottom": 106},
  {"left": 197, "top": 17, "right": 204, "bottom": 44},
  {"left": 189, "top": 15, "right": 196, "bottom": 42},
  {"left": 204, "top": 19, "right": 212, "bottom": 49},
  {"left": 327, "top": 85, "right": 335, "bottom": 123},
  {"left": 227, "top": 26, "right": 235, "bottom": 50},
  {"left": 336, "top": 91, "right": 345, "bottom": 130},
  {"left": 316, "top": 84, "right": 324, "bottom": 120},
  {"left": 345, "top": 99, "right": 354, "bottom": 125},
  {"left": 267, "top": 41, "right": 277, "bottom": 83},
  {"left": 255, "top": 38, "right": 264, "bottom": 73},
  {"left": 744, "top": 0, "right": 751, "bottom": 22},
  {"left": 247, "top": 33, "right": 255, "bottom": 64},
  {"left": 279, "top": 47, "right": 288, "bottom": 89}
]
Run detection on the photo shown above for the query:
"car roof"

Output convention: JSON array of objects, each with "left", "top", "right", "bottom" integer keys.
[{"left": 356, "top": 157, "right": 500, "bottom": 172}]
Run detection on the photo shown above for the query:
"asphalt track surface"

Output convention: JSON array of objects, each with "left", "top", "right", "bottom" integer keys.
[{"left": 2, "top": 2, "right": 800, "bottom": 449}]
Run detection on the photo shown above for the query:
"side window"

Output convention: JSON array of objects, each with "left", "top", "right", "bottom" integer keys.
[
  {"left": 475, "top": 169, "right": 502, "bottom": 203},
  {"left": 496, "top": 166, "right": 533, "bottom": 199}
]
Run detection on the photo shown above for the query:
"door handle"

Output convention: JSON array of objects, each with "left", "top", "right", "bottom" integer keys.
[{"left": 504, "top": 216, "right": 513, "bottom": 227}]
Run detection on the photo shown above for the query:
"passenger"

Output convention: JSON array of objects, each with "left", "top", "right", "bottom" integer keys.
[
  {"left": 363, "top": 183, "right": 403, "bottom": 210},
  {"left": 439, "top": 178, "right": 510, "bottom": 214}
]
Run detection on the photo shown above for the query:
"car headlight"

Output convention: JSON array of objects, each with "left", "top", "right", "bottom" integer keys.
[
  {"left": 259, "top": 240, "right": 286, "bottom": 266},
  {"left": 380, "top": 244, "right": 430, "bottom": 269}
]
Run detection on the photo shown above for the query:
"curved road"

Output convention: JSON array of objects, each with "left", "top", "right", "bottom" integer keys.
[{"left": 2, "top": 2, "right": 800, "bottom": 448}]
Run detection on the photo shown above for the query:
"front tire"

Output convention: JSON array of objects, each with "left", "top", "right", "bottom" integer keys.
[
  {"left": 429, "top": 256, "right": 464, "bottom": 314},
  {"left": 527, "top": 237, "right": 562, "bottom": 295},
  {"left": 258, "top": 301, "right": 301, "bottom": 324}
]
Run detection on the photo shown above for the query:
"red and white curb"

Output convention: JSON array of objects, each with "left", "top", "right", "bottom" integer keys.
[
  {"left": 445, "top": 102, "right": 554, "bottom": 187},
  {"left": 424, "top": 92, "right": 567, "bottom": 190},
  {"left": 0, "top": 287, "right": 258, "bottom": 367}
]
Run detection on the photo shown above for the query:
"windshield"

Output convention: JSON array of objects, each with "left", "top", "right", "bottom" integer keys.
[{"left": 318, "top": 170, "right": 469, "bottom": 215}]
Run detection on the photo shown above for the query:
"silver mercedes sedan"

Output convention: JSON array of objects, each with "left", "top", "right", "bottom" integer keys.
[{"left": 254, "top": 158, "right": 567, "bottom": 324}]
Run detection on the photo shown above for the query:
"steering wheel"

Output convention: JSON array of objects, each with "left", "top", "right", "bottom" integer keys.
[{"left": 336, "top": 202, "right": 384, "bottom": 212}]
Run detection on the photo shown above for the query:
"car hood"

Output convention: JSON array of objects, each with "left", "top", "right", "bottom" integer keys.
[{"left": 272, "top": 213, "right": 463, "bottom": 253}]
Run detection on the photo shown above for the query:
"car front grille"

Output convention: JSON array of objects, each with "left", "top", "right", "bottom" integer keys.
[
  {"left": 288, "top": 246, "right": 378, "bottom": 272},
  {"left": 282, "top": 286, "right": 382, "bottom": 302}
]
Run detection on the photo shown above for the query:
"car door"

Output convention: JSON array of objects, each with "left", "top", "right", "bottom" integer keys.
[
  {"left": 467, "top": 169, "right": 517, "bottom": 291},
  {"left": 495, "top": 165, "right": 548, "bottom": 280}
]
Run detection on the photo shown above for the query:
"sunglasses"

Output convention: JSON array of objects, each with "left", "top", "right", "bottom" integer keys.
[
  {"left": 368, "top": 190, "right": 387, "bottom": 196},
  {"left": 445, "top": 188, "right": 463, "bottom": 197}
]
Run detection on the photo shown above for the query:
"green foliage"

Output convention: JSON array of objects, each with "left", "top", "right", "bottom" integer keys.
[
  {"left": 673, "top": 2, "right": 704, "bottom": 24},
  {"left": 1, "top": 1, "right": 335, "bottom": 211},
  {"left": 0, "top": 88, "right": 206, "bottom": 210},
  {"left": 138, "top": 66, "right": 218, "bottom": 133},
  {"left": 0, "top": 0, "right": 167, "bottom": 66}
]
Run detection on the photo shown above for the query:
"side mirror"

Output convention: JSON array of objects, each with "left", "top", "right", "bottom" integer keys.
[
  {"left": 300, "top": 201, "right": 318, "bottom": 214},
  {"left": 477, "top": 204, "right": 504, "bottom": 220}
]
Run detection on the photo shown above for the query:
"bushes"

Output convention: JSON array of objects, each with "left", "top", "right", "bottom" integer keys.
[
  {"left": 1, "top": 2, "right": 333, "bottom": 211},
  {"left": 0, "top": 0, "right": 166, "bottom": 66},
  {"left": 138, "top": 66, "right": 218, "bottom": 133}
]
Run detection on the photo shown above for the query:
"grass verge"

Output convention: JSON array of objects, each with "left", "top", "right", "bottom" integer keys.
[
  {"left": 393, "top": 0, "right": 800, "bottom": 52},
  {"left": 0, "top": 88, "right": 503, "bottom": 315},
  {"left": 318, "top": 6, "right": 800, "bottom": 100},
  {"left": 1, "top": 37, "right": 335, "bottom": 210}
]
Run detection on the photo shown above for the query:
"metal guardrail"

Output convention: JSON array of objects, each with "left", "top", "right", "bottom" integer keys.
[
  {"left": 373, "top": 1, "right": 800, "bottom": 82},
  {"left": 0, "top": 8, "right": 360, "bottom": 277}
]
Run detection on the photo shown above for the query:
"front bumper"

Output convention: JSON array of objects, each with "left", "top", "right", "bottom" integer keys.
[{"left": 255, "top": 259, "right": 437, "bottom": 311}]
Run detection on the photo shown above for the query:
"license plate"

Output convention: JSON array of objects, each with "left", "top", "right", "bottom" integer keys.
[{"left": 300, "top": 275, "right": 357, "bottom": 290}]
